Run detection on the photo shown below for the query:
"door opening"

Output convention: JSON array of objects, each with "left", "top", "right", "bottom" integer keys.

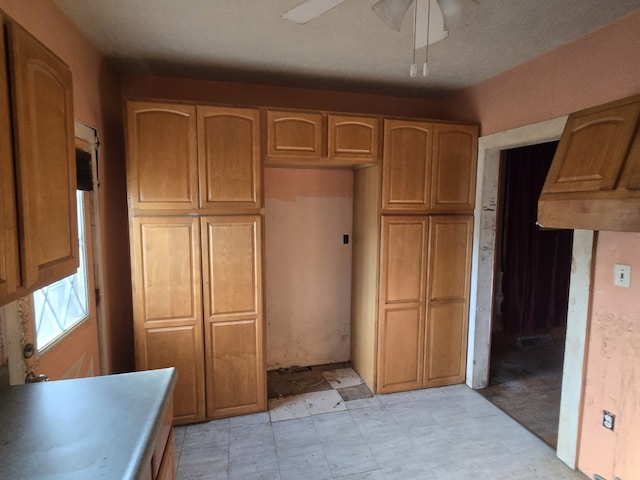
[{"left": 478, "top": 141, "right": 573, "bottom": 448}]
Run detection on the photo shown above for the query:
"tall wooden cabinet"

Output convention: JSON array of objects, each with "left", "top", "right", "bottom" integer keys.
[
  {"left": 353, "top": 118, "right": 477, "bottom": 394},
  {"left": 126, "top": 101, "right": 265, "bottom": 424},
  {"left": 0, "top": 15, "right": 78, "bottom": 307}
]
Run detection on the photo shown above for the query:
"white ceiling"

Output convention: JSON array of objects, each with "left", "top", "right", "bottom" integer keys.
[{"left": 53, "top": 0, "right": 640, "bottom": 99}]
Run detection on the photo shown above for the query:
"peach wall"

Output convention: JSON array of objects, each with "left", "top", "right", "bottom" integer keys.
[
  {"left": 265, "top": 168, "right": 353, "bottom": 369},
  {"left": 121, "top": 75, "right": 441, "bottom": 118},
  {"left": 578, "top": 232, "right": 640, "bottom": 480},
  {"left": 0, "top": 0, "right": 133, "bottom": 373},
  {"left": 440, "top": 9, "right": 640, "bottom": 135}
]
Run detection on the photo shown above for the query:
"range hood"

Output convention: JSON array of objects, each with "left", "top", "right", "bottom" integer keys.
[{"left": 537, "top": 93, "right": 640, "bottom": 232}]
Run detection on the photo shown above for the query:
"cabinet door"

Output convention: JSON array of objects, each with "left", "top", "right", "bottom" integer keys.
[
  {"left": 201, "top": 215, "right": 266, "bottom": 419},
  {"left": 543, "top": 100, "right": 640, "bottom": 193},
  {"left": 328, "top": 114, "right": 379, "bottom": 165},
  {"left": 424, "top": 215, "right": 472, "bottom": 387},
  {"left": 431, "top": 124, "right": 478, "bottom": 213},
  {"left": 130, "top": 217, "right": 206, "bottom": 424},
  {"left": 0, "top": 22, "right": 18, "bottom": 303},
  {"left": 266, "top": 110, "right": 323, "bottom": 160},
  {"left": 377, "top": 215, "right": 428, "bottom": 393},
  {"left": 9, "top": 22, "right": 78, "bottom": 290},
  {"left": 126, "top": 101, "right": 198, "bottom": 211},
  {"left": 198, "top": 106, "right": 261, "bottom": 210},
  {"left": 382, "top": 119, "right": 433, "bottom": 212}
]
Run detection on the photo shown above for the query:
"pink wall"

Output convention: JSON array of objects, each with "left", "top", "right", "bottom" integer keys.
[
  {"left": 0, "top": 0, "right": 134, "bottom": 373},
  {"left": 578, "top": 232, "right": 640, "bottom": 479},
  {"left": 440, "top": 10, "right": 640, "bottom": 477},
  {"left": 265, "top": 168, "right": 353, "bottom": 369},
  {"left": 441, "top": 10, "right": 640, "bottom": 136}
]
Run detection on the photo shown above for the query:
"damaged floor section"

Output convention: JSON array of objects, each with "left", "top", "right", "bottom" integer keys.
[{"left": 267, "top": 363, "right": 373, "bottom": 422}]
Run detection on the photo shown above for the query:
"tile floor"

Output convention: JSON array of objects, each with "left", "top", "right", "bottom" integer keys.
[{"left": 174, "top": 383, "right": 587, "bottom": 479}]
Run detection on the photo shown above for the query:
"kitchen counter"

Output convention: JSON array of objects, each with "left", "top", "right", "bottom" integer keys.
[{"left": 0, "top": 367, "right": 176, "bottom": 480}]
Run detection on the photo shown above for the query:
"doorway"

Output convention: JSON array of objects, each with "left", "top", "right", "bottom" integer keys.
[
  {"left": 478, "top": 141, "right": 573, "bottom": 448},
  {"left": 467, "top": 115, "right": 594, "bottom": 469}
]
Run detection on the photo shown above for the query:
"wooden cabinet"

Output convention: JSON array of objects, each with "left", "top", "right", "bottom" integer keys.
[
  {"left": 201, "top": 215, "right": 266, "bottom": 418},
  {"left": 266, "top": 109, "right": 379, "bottom": 167},
  {"left": 267, "top": 110, "right": 323, "bottom": 160},
  {"left": 543, "top": 100, "right": 640, "bottom": 194},
  {"left": 375, "top": 215, "right": 472, "bottom": 393},
  {"left": 381, "top": 119, "right": 433, "bottom": 212},
  {"left": 126, "top": 102, "right": 261, "bottom": 213},
  {"left": 126, "top": 102, "right": 198, "bottom": 211},
  {"left": 424, "top": 215, "right": 472, "bottom": 387},
  {"left": 377, "top": 216, "right": 428, "bottom": 392},
  {"left": 126, "top": 101, "right": 266, "bottom": 422},
  {"left": 328, "top": 114, "right": 379, "bottom": 164},
  {"left": 130, "top": 217, "right": 206, "bottom": 424},
  {"left": 538, "top": 94, "right": 640, "bottom": 231},
  {"left": 0, "top": 16, "right": 77, "bottom": 306},
  {"left": 431, "top": 124, "right": 478, "bottom": 212},
  {"left": 382, "top": 119, "right": 477, "bottom": 214}
]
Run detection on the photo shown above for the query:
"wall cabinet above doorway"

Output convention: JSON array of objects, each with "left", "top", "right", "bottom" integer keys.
[{"left": 266, "top": 109, "right": 380, "bottom": 167}]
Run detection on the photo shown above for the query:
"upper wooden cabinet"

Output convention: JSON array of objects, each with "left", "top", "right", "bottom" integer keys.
[
  {"left": 266, "top": 110, "right": 322, "bottom": 160},
  {"left": 1, "top": 16, "right": 78, "bottom": 306},
  {"left": 198, "top": 107, "right": 261, "bottom": 210},
  {"left": 382, "top": 119, "right": 433, "bottom": 212},
  {"left": 431, "top": 124, "right": 478, "bottom": 213},
  {"left": 266, "top": 109, "right": 380, "bottom": 167},
  {"left": 538, "top": 94, "right": 640, "bottom": 231},
  {"left": 543, "top": 100, "right": 640, "bottom": 194},
  {"left": 126, "top": 101, "right": 261, "bottom": 213},
  {"left": 328, "top": 114, "right": 379, "bottom": 164},
  {"left": 382, "top": 119, "right": 478, "bottom": 213},
  {"left": 126, "top": 102, "right": 199, "bottom": 211}
]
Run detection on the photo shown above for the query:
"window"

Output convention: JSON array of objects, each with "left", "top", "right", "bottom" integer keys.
[{"left": 33, "top": 190, "right": 89, "bottom": 349}]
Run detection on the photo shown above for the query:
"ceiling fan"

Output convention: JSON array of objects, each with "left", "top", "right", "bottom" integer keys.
[{"left": 282, "top": 0, "right": 451, "bottom": 49}]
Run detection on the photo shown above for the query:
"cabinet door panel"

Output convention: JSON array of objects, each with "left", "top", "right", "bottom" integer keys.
[
  {"left": 0, "top": 23, "right": 18, "bottom": 303},
  {"left": 543, "top": 101, "right": 640, "bottom": 193},
  {"left": 145, "top": 325, "right": 203, "bottom": 424},
  {"left": 382, "top": 120, "right": 433, "bottom": 211},
  {"left": 328, "top": 114, "right": 379, "bottom": 164},
  {"left": 126, "top": 102, "right": 198, "bottom": 210},
  {"left": 431, "top": 124, "right": 478, "bottom": 212},
  {"left": 377, "top": 306, "right": 424, "bottom": 393},
  {"left": 201, "top": 216, "right": 265, "bottom": 418},
  {"left": 424, "top": 301, "right": 467, "bottom": 386},
  {"left": 267, "top": 110, "right": 323, "bottom": 159},
  {"left": 198, "top": 107, "right": 261, "bottom": 209},
  {"left": 377, "top": 215, "right": 428, "bottom": 393},
  {"left": 130, "top": 217, "right": 205, "bottom": 424},
  {"left": 206, "top": 320, "right": 262, "bottom": 417},
  {"left": 9, "top": 22, "right": 78, "bottom": 289},
  {"left": 380, "top": 216, "right": 428, "bottom": 304},
  {"left": 424, "top": 216, "right": 472, "bottom": 387}
]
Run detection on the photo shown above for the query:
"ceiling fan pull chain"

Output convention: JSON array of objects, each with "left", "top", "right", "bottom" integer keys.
[
  {"left": 423, "top": 0, "right": 431, "bottom": 77},
  {"left": 410, "top": 0, "right": 418, "bottom": 77}
]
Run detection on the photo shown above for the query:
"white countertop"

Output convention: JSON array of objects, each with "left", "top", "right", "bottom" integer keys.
[{"left": 0, "top": 368, "right": 176, "bottom": 480}]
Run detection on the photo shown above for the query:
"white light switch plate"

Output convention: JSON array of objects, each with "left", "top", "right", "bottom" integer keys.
[{"left": 614, "top": 264, "right": 631, "bottom": 288}]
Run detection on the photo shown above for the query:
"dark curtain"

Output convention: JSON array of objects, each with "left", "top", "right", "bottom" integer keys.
[{"left": 501, "top": 141, "right": 573, "bottom": 334}]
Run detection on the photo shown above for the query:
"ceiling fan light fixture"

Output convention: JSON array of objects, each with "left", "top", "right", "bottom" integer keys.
[{"left": 371, "top": 0, "right": 414, "bottom": 32}]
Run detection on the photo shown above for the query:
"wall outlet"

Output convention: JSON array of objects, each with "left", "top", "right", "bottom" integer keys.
[
  {"left": 603, "top": 410, "right": 616, "bottom": 430},
  {"left": 614, "top": 264, "right": 631, "bottom": 288},
  {"left": 341, "top": 323, "right": 349, "bottom": 336}
]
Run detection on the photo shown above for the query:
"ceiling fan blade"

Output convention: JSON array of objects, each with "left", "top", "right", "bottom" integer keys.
[
  {"left": 282, "top": 0, "right": 350, "bottom": 24},
  {"left": 415, "top": 0, "right": 448, "bottom": 49}
]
